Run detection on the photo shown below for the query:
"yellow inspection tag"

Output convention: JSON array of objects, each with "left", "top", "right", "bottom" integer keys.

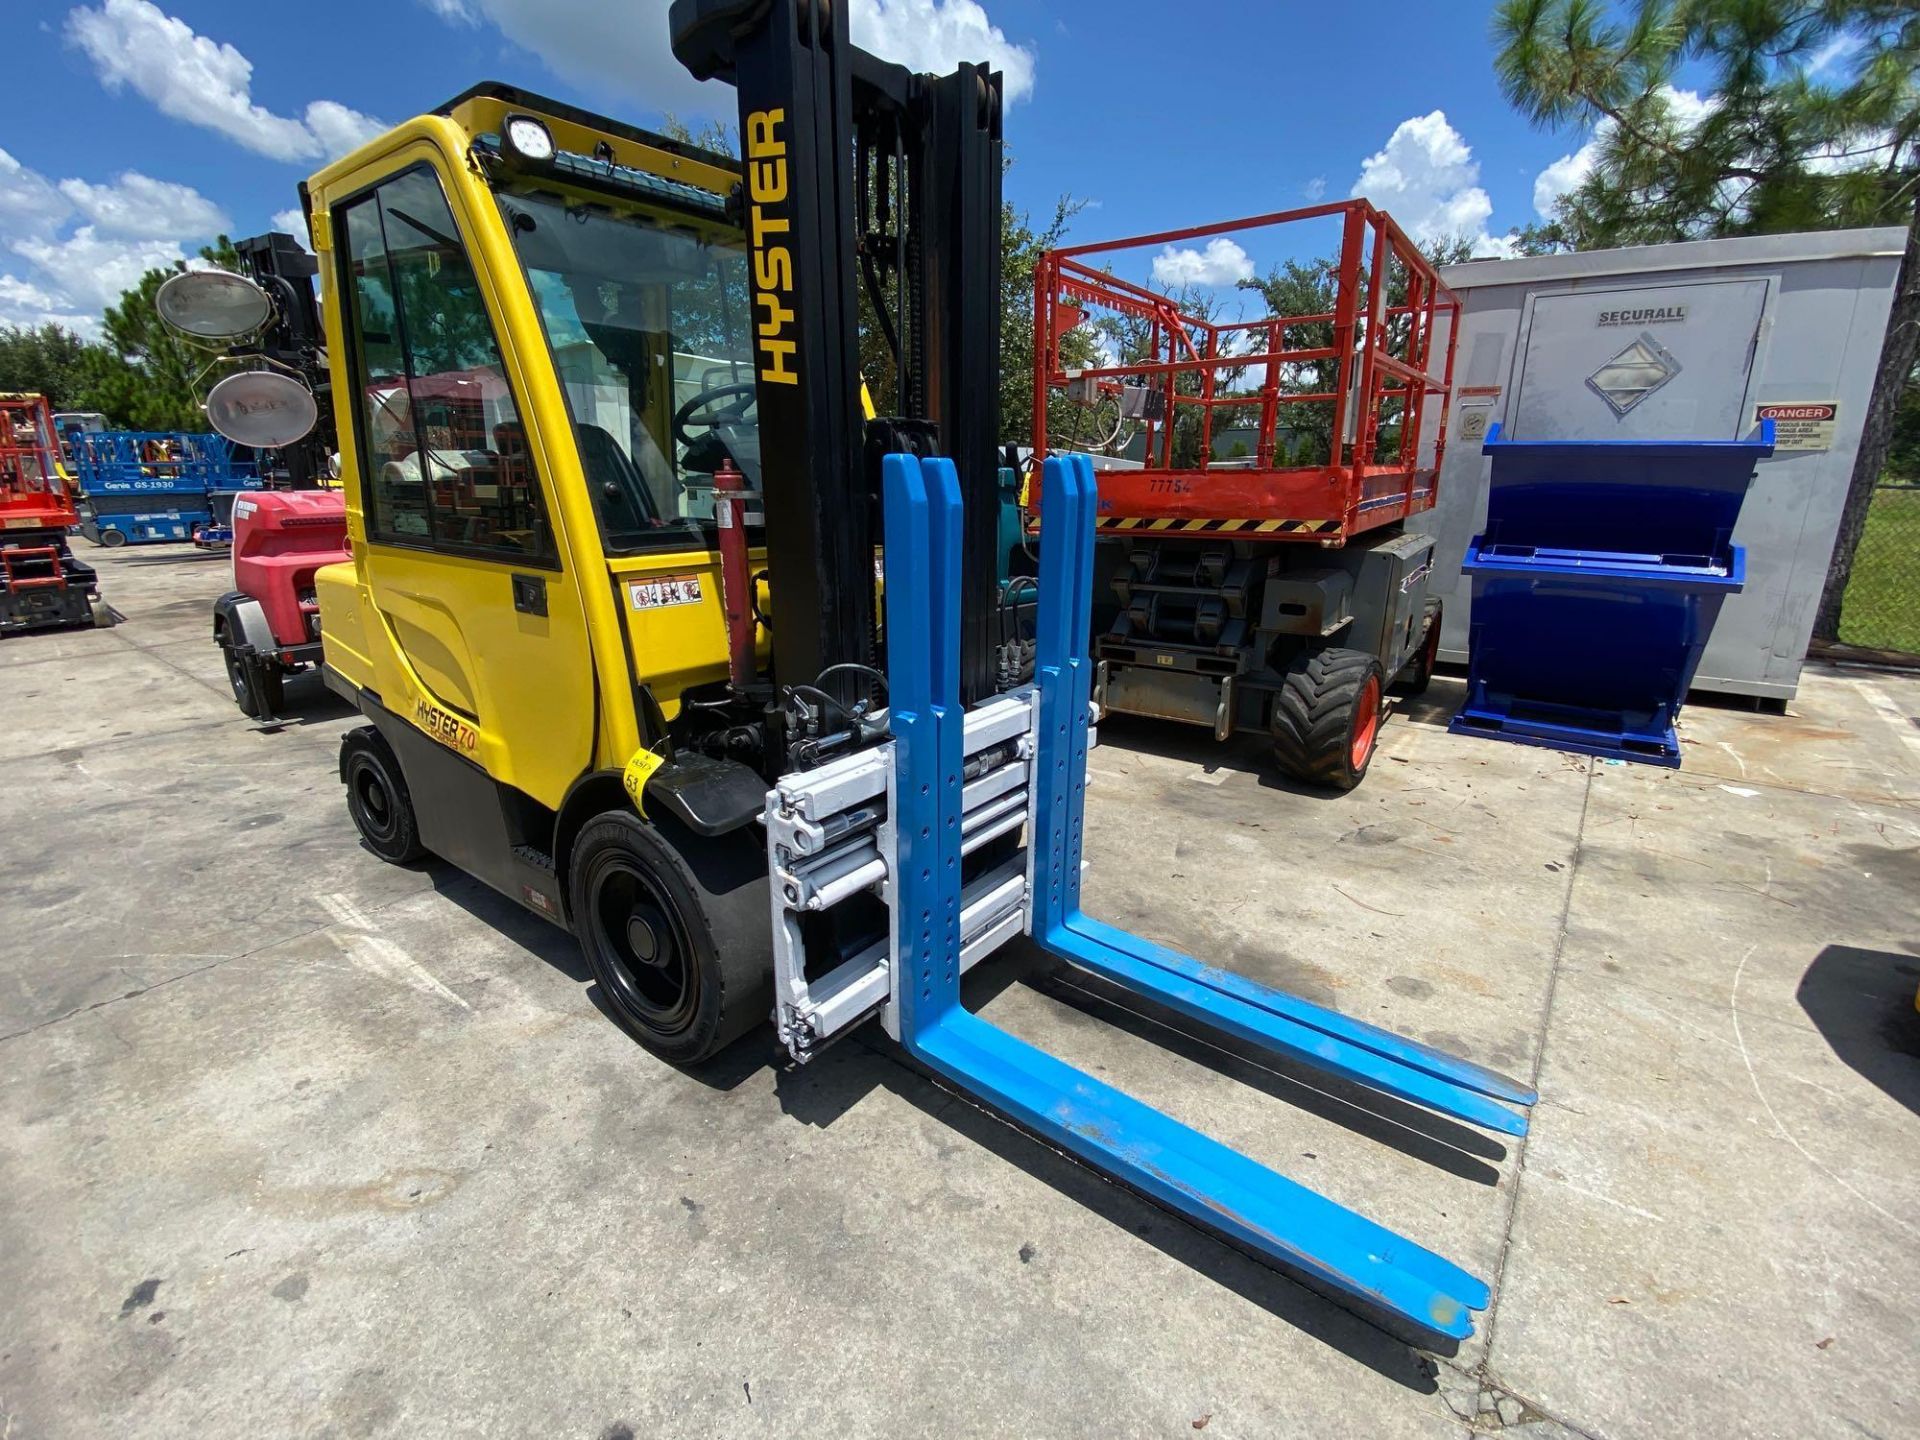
[{"left": 622, "top": 747, "right": 666, "bottom": 816}]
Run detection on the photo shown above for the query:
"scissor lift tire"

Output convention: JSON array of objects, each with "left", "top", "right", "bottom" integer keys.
[
  {"left": 1269, "top": 647, "right": 1384, "bottom": 792},
  {"left": 1394, "top": 598, "right": 1443, "bottom": 697}
]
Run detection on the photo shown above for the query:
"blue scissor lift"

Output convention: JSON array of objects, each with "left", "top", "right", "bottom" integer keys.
[
  {"left": 764, "top": 453, "right": 1535, "bottom": 1339},
  {"left": 73, "top": 431, "right": 260, "bottom": 547}
]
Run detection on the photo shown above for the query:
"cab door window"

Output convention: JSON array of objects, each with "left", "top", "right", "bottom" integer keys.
[{"left": 337, "top": 168, "right": 552, "bottom": 562}]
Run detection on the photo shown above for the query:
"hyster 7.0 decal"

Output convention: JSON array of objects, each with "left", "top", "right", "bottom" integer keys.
[
  {"left": 414, "top": 698, "right": 478, "bottom": 754},
  {"left": 745, "top": 108, "right": 797, "bottom": 387}
]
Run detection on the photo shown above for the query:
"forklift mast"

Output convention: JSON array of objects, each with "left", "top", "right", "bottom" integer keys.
[
  {"left": 230, "top": 229, "right": 333, "bottom": 490},
  {"left": 670, "top": 0, "right": 1004, "bottom": 712}
]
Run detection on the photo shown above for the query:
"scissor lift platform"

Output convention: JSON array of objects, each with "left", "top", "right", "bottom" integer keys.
[{"left": 764, "top": 453, "right": 1534, "bottom": 1338}]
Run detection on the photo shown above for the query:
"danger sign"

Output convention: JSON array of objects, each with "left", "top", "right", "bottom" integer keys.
[{"left": 1754, "top": 401, "right": 1837, "bottom": 451}]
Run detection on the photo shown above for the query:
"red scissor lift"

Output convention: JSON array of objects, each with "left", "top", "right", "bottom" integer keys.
[
  {"left": 1032, "top": 201, "right": 1460, "bottom": 789},
  {"left": 0, "top": 393, "right": 102, "bottom": 634}
]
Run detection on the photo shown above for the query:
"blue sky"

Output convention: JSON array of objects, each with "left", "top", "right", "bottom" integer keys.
[{"left": 0, "top": 0, "right": 1628, "bottom": 336}]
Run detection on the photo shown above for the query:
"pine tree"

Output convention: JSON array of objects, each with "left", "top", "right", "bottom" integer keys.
[{"left": 1494, "top": 0, "right": 1918, "bottom": 640}]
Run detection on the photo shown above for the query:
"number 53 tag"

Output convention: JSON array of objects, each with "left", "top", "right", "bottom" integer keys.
[{"left": 622, "top": 747, "right": 666, "bottom": 816}]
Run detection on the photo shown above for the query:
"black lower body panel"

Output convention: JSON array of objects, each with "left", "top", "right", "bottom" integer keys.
[{"left": 353, "top": 687, "right": 569, "bottom": 928}]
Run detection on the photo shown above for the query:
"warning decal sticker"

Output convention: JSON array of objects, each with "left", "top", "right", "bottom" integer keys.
[
  {"left": 627, "top": 575, "right": 705, "bottom": 610},
  {"left": 1754, "top": 402, "right": 1837, "bottom": 452}
]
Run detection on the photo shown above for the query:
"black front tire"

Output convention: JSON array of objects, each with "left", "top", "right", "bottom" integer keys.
[
  {"left": 1270, "top": 647, "right": 1386, "bottom": 792},
  {"left": 341, "top": 727, "right": 426, "bottom": 864},
  {"left": 568, "top": 810, "right": 772, "bottom": 1066},
  {"left": 97, "top": 528, "right": 126, "bottom": 548}
]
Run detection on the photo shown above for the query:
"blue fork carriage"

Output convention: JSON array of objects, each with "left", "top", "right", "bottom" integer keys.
[{"left": 875, "top": 452, "right": 1535, "bottom": 1339}]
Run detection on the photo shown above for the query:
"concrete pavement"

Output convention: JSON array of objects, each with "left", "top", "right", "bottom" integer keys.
[{"left": 1, "top": 542, "right": 1915, "bottom": 1438}]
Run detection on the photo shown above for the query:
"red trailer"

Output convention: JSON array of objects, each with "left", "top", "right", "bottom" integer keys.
[
  {"left": 1031, "top": 201, "right": 1460, "bottom": 789},
  {"left": 0, "top": 393, "right": 102, "bottom": 633},
  {"left": 212, "top": 488, "right": 349, "bottom": 720}
]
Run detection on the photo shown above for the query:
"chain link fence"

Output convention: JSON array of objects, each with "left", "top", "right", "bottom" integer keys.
[{"left": 1838, "top": 481, "right": 1920, "bottom": 655}]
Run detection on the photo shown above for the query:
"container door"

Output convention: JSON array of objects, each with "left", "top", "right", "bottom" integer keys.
[
  {"left": 1508, "top": 279, "right": 1768, "bottom": 440},
  {"left": 335, "top": 165, "right": 593, "bottom": 810}
]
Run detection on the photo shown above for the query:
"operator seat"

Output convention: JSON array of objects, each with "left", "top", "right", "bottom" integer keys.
[{"left": 575, "top": 422, "right": 659, "bottom": 534}]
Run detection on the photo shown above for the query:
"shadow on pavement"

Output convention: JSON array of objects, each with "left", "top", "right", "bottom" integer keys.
[
  {"left": 252, "top": 679, "right": 356, "bottom": 730},
  {"left": 874, "top": 1041, "right": 1460, "bottom": 1383},
  {"left": 1032, "top": 964, "right": 1510, "bottom": 1183},
  {"left": 771, "top": 937, "right": 1479, "bottom": 1379},
  {"left": 100, "top": 548, "right": 232, "bottom": 567},
  {"left": 1798, "top": 944, "right": 1920, "bottom": 1115}
]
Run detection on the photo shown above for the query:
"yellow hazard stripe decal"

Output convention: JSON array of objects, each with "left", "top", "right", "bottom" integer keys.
[{"left": 1094, "top": 517, "right": 1341, "bottom": 536}]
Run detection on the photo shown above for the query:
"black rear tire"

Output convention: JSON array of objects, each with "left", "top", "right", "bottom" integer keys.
[
  {"left": 341, "top": 727, "right": 426, "bottom": 863},
  {"left": 568, "top": 810, "right": 772, "bottom": 1066},
  {"left": 1270, "top": 647, "right": 1385, "bottom": 792},
  {"left": 1394, "top": 597, "right": 1443, "bottom": 697}
]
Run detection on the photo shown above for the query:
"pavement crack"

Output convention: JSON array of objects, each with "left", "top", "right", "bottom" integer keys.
[
  {"left": 1477, "top": 757, "right": 1594, "bottom": 1365},
  {"left": 0, "top": 956, "right": 236, "bottom": 1043},
  {"left": 0, "top": 888, "right": 431, "bottom": 1044},
  {"left": 1435, "top": 1365, "right": 1609, "bottom": 1437},
  {"left": 138, "top": 638, "right": 247, "bottom": 706}
]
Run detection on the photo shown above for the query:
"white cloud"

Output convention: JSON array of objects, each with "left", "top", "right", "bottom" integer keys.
[
  {"left": 0, "top": 148, "right": 73, "bottom": 242},
  {"left": 1663, "top": 87, "right": 1717, "bottom": 130},
  {"left": 58, "top": 172, "right": 228, "bottom": 238},
  {"left": 65, "top": 0, "right": 387, "bottom": 162},
  {"left": 14, "top": 227, "right": 186, "bottom": 315},
  {"left": 1303, "top": 176, "right": 1327, "bottom": 202},
  {"left": 0, "top": 273, "right": 83, "bottom": 331},
  {"left": 1806, "top": 127, "right": 1901, "bottom": 175},
  {"left": 301, "top": 100, "right": 387, "bottom": 159},
  {"left": 850, "top": 0, "right": 1035, "bottom": 104},
  {"left": 1150, "top": 237, "right": 1254, "bottom": 288},
  {"left": 420, "top": 0, "right": 1036, "bottom": 115},
  {"left": 1532, "top": 147, "right": 1595, "bottom": 220},
  {"left": 1807, "top": 32, "right": 1864, "bottom": 78},
  {"left": 425, "top": 0, "right": 724, "bottom": 117},
  {"left": 271, "top": 207, "right": 313, "bottom": 253},
  {"left": 0, "top": 152, "right": 226, "bottom": 336},
  {"left": 1529, "top": 84, "right": 1894, "bottom": 233},
  {"left": 1350, "top": 110, "right": 1512, "bottom": 258},
  {"left": 1531, "top": 88, "right": 1717, "bottom": 221}
]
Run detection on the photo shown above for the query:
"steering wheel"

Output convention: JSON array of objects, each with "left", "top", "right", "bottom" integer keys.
[{"left": 672, "top": 382, "right": 757, "bottom": 448}]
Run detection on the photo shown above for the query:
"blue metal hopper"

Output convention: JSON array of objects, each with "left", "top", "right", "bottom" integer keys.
[{"left": 1450, "top": 423, "right": 1774, "bottom": 766}]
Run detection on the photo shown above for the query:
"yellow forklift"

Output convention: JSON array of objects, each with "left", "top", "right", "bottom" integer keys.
[{"left": 170, "top": 0, "right": 1534, "bottom": 1338}]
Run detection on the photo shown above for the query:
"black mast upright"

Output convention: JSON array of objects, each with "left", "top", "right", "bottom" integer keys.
[
  {"left": 673, "top": 0, "right": 874, "bottom": 736},
  {"left": 671, "top": 0, "right": 1007, "bottom": 721}
]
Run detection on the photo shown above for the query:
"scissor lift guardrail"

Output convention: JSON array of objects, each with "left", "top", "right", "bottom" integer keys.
[{"left": 763, "top": 452, "right": 1534, "bottom": 1338}]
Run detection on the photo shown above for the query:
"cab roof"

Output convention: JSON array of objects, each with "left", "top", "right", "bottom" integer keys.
[{"left": 434, "top": 81, "right": 738, "bottom": 176}]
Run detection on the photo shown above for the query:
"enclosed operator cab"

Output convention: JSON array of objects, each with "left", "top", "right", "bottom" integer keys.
[{"left": 308, "top": 85, "right": 776, "bottom": 1061}]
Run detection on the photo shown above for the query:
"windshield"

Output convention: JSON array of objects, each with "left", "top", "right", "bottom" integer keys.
[{"left": 500, "top": 189, "right": 758, "bottom": 553}]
